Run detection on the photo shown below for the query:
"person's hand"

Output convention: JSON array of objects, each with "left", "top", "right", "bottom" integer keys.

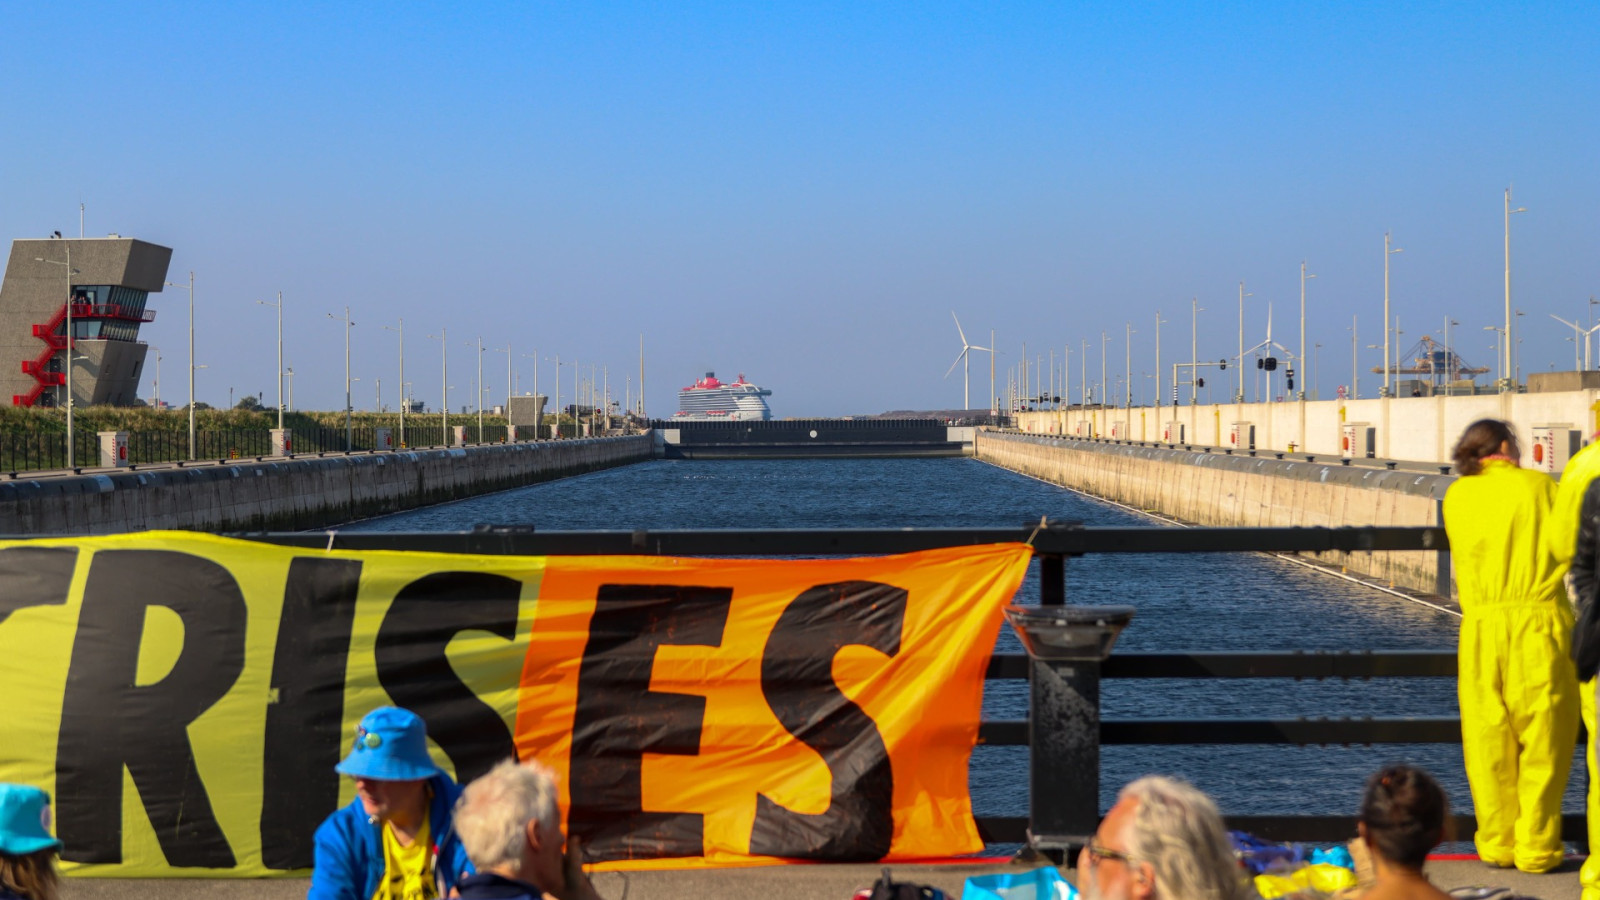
[{"left": 555, "top": 834, "right": 602, "bottom": 900}]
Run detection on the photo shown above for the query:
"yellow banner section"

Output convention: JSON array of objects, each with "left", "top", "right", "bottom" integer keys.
[{"left": 0, "top": 532, "right": 1029, "bottom": 876}]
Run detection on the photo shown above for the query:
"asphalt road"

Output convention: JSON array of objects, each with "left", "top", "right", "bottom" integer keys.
[{"left": 60, "top": 858, "right": 1584, "bottom": 900}]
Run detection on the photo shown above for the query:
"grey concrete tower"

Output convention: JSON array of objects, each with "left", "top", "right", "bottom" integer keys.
[{"left": 0, "top": 236, "right": 171, "bottom": 408}]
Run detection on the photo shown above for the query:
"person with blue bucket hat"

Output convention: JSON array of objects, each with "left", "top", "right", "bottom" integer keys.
[
  {"left": 0, "top": 784, "right": 62, "bottom": 900},
  {"left": 310, "top": 707, "right": 475, "bottom": 900}
]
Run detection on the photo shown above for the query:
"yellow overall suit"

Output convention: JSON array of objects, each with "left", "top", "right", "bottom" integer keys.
[
  {"left": 1550, "top": 438, "right": 1600, "bottom": 896},
  {"left": 1444, "top": 459, "right": 1579, "bottom": 872}
]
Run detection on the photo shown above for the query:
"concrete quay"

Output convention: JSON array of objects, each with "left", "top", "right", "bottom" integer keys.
[
  {"left": 975, "top": 429, "right": 1453, "bottom": 597},
  {"left": 60, "top": 858, "right": 1583, "bottom": 900},
  {"left": 0, "top": 434, "right": 651, "bottom": 534}
]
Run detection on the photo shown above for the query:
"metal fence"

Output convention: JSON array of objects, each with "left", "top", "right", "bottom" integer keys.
[
  {"left": 231, "top": 523, "right": 1542, "bottom": 851},
  {"left": 0, "top": 424, "right": 535, "bottom": 472}
]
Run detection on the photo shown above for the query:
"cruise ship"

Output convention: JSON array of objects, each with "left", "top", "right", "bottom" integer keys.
[{"left": 674, "top": 372, "right": 773, "bottom": 420}]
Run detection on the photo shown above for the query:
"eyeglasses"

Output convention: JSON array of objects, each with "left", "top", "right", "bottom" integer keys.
[{"left": 1086, "top": 842, "right": 1136, "bottom": 868}]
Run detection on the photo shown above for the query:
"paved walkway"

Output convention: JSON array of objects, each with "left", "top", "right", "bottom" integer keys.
[{"left": 60, "top": 857, "right": 1584, "bottom": 899}]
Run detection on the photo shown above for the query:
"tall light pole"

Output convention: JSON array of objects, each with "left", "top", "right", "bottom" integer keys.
[
  {"left": 286, "top": 366, "right": 294, "bottom": 411},
  {"left": 256, "top": 293, "right": 284, "bottom": 430},
  {"left": 1299, "top": 262, "right": 1316, "bottom": 400},
  {"left": 1100, "top": 332, "right": 1109, "bottom": 412},
  {"left": 428, "top": 328, "right": 448, "bottom": 442},
  {"left": 152, "top": 346, "right": 161, "bottom": 408},
  {"left": 493, "top": 343, "right": 512, "bottom": 411},
  {"left": 520, "top": 351, "right": 539, "bottom": 437},
  {"left": 327, "top": 308, "right": 355, "bottom": 450},
  {"left": 1124, "top": 323, "right": 1135, "bottom": 409},
  {"left": 1504, "top": 187, "right": 1527, "bottom": 392},
  {"left": 1349, "top": 316, "right": 1359, "bottom": 400},
  {"left": 1153, "top": 311, "right": 1166, "bottom": 409},
  {"left": 1081, "top": 338, "right": 1089, "bottom": 406},
  {"left": 1313, "top": 343, "right": 1321, "bottom": 398},
  {"left": 1382, "top": 233, "right": 1403, "bottom": 396},
  {"left": 163, "top": 271, "right": 197, "bottom": 459},
  {"left": 465, "top": 338, "right": 485, "bottom": 443},
  {"left": 35, "top": 250, "right": 79, "bottom": 468},
  {"left": 1190, "top": 298, "right": 1204, "bottom": 405},
  {"left": 382, "top": 319, "right": 405, "bottom": 447},
  {"left": 1236, "top": 282, "right": 1252, "bottom": 402},
  {"left": 1484, "top": 326, "right": 1503, "bottom": 386}
]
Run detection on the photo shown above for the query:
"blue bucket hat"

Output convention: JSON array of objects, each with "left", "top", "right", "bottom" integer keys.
[
  {"left": 0, "top": 785, "right": 62, "bottom": 855},
  {"left": 335, "top": 707, "right": 444, "bottom": 782}
]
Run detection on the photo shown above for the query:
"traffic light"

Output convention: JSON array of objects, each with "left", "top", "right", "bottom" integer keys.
[
  {"left": 1219, "top": 359, "right": 1227, "bottom": 370},
  {"left": 1287, "top": 378, "right": 1295, "bottom": 391},
  {"left": 1196, "top": 377, "right": 1205, "bottom": 388},
  {"left": 1256, "top": 358, "right": 1264, "bottom": 370},
  {"left": 1264, "top": 357, "right": 1278, "bottom": 372}
]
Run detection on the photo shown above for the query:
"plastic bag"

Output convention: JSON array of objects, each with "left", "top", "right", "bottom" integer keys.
[
  {"left": 963, "top": 866, "right": 1077, "bottom": 900},
  {"left": 1253, "top": 863, "right": 1359, "bottom": 898}
]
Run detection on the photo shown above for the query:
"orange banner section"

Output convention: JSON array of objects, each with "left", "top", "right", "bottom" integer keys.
[{"left": 513, "top": 543, "right": 1032, "bottom": 868}]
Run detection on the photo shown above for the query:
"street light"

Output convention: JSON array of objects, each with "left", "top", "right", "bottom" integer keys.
[
  {"left": 1236, "top": 282, "right": 1252, "bottom": 402},
  {"left": 1484, "top": 326, "right": 1505, "bottom": 386},
  {"left": 1348, "top": 315, "right": 1359, "bottom": 400},
  {"left": 1383, "top": 233, "right": 1403, "bottom": 397},
  {"left": 1190, "top": 298, "right": 1204, "bottom": 405},
  {"left": 163, "top": 272, "right": 197, "bottom": 459},
  {"left": 35, "top": 251, "right": 79, "bottom": 468},
  {"left": 255, "top": 293, "right": 284, "bottom": 430},
  {"left": 465, "top": 338, "right": 485, "bottom": 443},
  {"left": 1299, "top": 262, "right": 1316, "bottom": 400},
  {"left": 427, "top": 328, "right": 448, "bottom": 444},
  {"left": 381, "top": 319, "right": 405, "bottom": 448},
  {"left": 493, "top": 343, "right": 512, "bottom": 412},
  {"left": 327, "top": 307, "right": 355, "bottom": 451},
  {"left": 520, "top": 351, "right": 539, "bottom": 438},
  {"left": 286, "top": 366, "right": 294, "bottom": 411},
  {"left": 1503, "top": 188, "right": 1527, "bottom": 392}
]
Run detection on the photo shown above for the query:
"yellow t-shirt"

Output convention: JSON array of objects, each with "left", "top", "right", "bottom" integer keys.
[{"left": 371, "top": 815, "right": 437, "bottom": 900}]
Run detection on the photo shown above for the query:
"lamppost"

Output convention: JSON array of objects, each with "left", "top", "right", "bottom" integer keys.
[
  {"left": 1123, "top": 323, "right": 1135, "bottom": 410},
  {"left": 1313, "top": 343, "right": 1321, "bottom": 398},
  {"left": 1382, "top": 233, "right": 1403, "bottom": 397},
  {"left": 327, "top": 307, "right": 355, "bottom": 451},
  {"left": 160, "top": 271, "right": 198, "bottom": 459},
  {"left": 255, "top": 293, "right": 284, "bottom": 430},
  {"left": 1484, "top": 326, "right": 1504, "bottom": 386},
  {"left": 1153, "top": 311, "right": 1166, "bottom": 409},
  {"left": 1100, "top": 331, "right": 1109, "bottom": 414},
  {"left": 381, "top": 319, "right": 405, "bottom": 447},
  {"left": 1504, "top": 187, "right": 1527, "bottom": 392},
  {"left": 520, "top": 351, "right": 539, "bottom": 438},
  {"left": 493, "top": 343, "right": 511, "bottom": 411},
  {"left": 1349, "top": 315, "right": 1359, "bottom": 400},
  {"left": 1236, "top": 282, "right": 1252, "bottom": 402},
  {"left": 428, "top": 328, "right": 447, "bottom": 444},
  {"left": 1299, "top": 262, "right": 1316, "bottom": 399},
  {"left": 286, "top": 366, "right": 294, "bottom": 411},
  {"left": 465, "top": 338, "right": 485, "bottom": 443},
  {"left": 1190, "top": 298, "right": 1204, "bottom": 405},
  {"left": 35, "top": 250, "right": 79, "bottom": 468},
  {"left": 152, "top": 346, "right": 161, "bottom": 408}
]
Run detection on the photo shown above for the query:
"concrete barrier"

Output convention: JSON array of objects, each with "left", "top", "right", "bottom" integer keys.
[
  {"left": 976, "top": 429, "right": 1452, "bottom": 596},
  {"left": 0, "top": 435, "right": 652, "bottom": 534}
]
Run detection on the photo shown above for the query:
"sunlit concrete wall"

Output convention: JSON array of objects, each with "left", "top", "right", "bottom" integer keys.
[
  {"left": 1013, "top": 390, "right": 1600, "bottom": 465},
  {"left": 0, "top": 435, "right": 651, "bottom": 534},
  {"left": 976, "top": 429, "right": 1452, "bottom": 596}
]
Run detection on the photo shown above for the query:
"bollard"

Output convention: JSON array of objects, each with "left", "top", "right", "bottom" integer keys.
[{"left": 1005, "top": 604, "right": 1134, "bottom": 858}]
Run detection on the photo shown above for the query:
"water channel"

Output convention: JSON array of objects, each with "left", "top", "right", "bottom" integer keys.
[{"left": 345, "top": 457, "right": 1583, "bottom": 842}]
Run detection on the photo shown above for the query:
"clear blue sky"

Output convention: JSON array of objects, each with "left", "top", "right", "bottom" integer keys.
[{"left": 2, "top": 2, "right": 1595, "bottom": 415}]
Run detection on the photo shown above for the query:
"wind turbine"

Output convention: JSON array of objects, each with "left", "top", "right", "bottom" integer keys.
[{"left": 945, "top": 312, "right": 994, "bottom": 410}]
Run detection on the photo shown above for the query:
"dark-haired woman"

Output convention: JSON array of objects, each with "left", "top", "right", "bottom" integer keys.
[
  {"left": 1441, "top": 419, "right": 1579, "bottom": 872},
  {"left": 0, "top": 785, "right": 60, "bottom": 900},
  {"left": 1357, "top": 765, "right": 1452, "bottom": 900}
]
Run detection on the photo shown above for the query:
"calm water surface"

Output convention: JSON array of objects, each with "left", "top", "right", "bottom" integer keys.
[{"left": 347, "top": 458, "right": 1581, "bottom": 834}]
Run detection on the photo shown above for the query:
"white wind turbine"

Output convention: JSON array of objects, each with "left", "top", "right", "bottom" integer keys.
[{"left": 945, "top": 311, "right": 994, "bottom": 410}]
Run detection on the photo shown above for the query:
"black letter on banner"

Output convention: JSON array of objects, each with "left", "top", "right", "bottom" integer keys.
[
  {"left": 260, "top": 557, "right": 363, "bottom": 870},
  {"left": 749, "top": 580, "right": 905, "bottom": 861},
  {"left": 57, "top": 550, "right": 246, "bottom": 867},
  {"left": 0, "top": 546, "right": 78, "bottom": 625},
  {"left": 374, "top": 572, "right": 521, "bottom": 785},
  {"left": 568, "top": 585, "right": 731, "bottom": 861}
]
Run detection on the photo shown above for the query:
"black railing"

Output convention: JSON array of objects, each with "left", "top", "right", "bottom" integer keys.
[{"left": 226, "top": 523, "right": 1535, "bottom": 850}]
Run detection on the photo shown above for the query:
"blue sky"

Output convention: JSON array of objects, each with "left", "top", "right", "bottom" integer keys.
[{"left": 2, "top": 2, "right": 1595, "bottom": 415}]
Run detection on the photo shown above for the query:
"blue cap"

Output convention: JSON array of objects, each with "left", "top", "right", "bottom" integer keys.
[
  {"left": 335, "top": 707, "right": 444, "bottom": 782},
  {"left": 0, "top": 785, "right": 62, "bottom": 855}
]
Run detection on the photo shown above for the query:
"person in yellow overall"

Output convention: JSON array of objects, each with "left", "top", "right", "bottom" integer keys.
[
  {"left": 1442, "top": 419, "right": 1579, "bottom": 872},
  {"left": 1550, "top": 433, "right": 1600, "bottom": 898}
]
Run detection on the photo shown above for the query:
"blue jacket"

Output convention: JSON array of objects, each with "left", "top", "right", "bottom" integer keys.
[
  {"left": 308, "top": 773, "right": 474, "bottom": 900},
  {"left": 456, "top": 872, "right": 545, "bottom": 900}
]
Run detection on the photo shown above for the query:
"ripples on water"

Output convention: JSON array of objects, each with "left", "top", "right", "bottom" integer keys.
[{"left": 347, "top": 458, "right": 1583, "bottom": 832}]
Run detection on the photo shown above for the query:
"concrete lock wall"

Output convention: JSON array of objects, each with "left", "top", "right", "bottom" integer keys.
[
  {"left": 1012, "top": 388, "right": 1600, "bottom": 465},
  {"left": 0, "top": 435, "right": 652, "bottom": 534},
  {"left": 976, "top": 429, "right": 1452, "bottom": 596}
]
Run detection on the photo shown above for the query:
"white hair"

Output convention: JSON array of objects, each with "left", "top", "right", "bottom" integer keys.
[
  {"left": 1118, "top": 776, "right": 1243, "bottom": 900},
  {"left": 454, "top": 758, "right": 560, "bottom": 871}
]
